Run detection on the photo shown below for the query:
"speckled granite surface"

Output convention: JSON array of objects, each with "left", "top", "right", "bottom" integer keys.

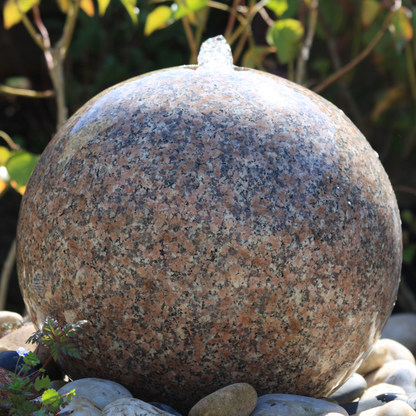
[{"left": 17, "top": 63, "right": 402, "bottom": 413}]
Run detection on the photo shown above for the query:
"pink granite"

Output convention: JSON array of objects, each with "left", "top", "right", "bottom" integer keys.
[{"left": 16, "top": 63, "right": 402, "bottom": 413}]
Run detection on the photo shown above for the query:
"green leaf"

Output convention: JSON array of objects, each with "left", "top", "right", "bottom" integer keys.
[
  {"left": 41, "top": 389, "right": 60, "bottom": 406},
  {"left": 68, "top": 388, "right": 76, "bottom": 400},
  {"left": 5, "top": 151, "right": 39, "bottom": 195},
  {"left": 392, "top": 7, "right": 414, "bottom": 53},
  {"left": 35, "top": 375, "right": 51, "bottom": 391},
  {"left": 174, "top": 0, "right": 208, "bottom": 20},
  {"left": 50, "top": 343, "right": 60, "bottom": 361},
  {"left": 24, "top": 351, "right": 40, "bottom": 367},
  {"left": 10, "top": 377, "right": 24, "bottom": 390},
  {"left": 242, "top": 46, "right": 271, "bottom": 69},
  {"left": 0, "top": 146, "right": 11, "bottom": 166},
  {"left": 5, "top": 76, "right": 31, "bottom": 89},
  {"left": 144, "top": 6, "right": 172, "bottom": 36},
  {"left": 267, "top": 18, "right": 304, "bottom": 64},
  {"left": 97, "top": 0, "right": 110, "bottom": 15},
  {"left": 119, "top": 0, "right": 139, "bottom": 24},
  {"left": 3, "top": 0, "right": 39, "bottom": 29},
  {"left": 361, "top": 0, "right": 380, "bottom": 28},
  {"left": 281, "top": 0, "right": 298, "bottom": 18},
  {"left": 265, "top": 0, "right": 288, "bottom": 17}
]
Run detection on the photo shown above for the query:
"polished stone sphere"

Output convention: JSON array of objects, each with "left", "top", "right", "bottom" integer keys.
[{"left": 17, "top": 38, "right": 401, "bottom": 413}]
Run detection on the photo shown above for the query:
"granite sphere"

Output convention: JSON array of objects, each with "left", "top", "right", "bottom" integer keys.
[{"left": 17, "top": 62, "right": 402, "bottom": 412}]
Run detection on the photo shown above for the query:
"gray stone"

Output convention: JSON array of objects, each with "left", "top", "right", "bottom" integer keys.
[
  {"left": 384, "top": 367, "right": 416, "bottom": 395},
  {"left": 58, "top": 378, "right": 133, "bottom": 409},
  {"left": 382, "top": 313, "right": 416, "bottom": 356},
  {"left": 60, "top": 397, "right": 102, "bottom": 416},
  {"left": 250, "top": 394, "right": 348, "bottom": 415},
  {"left": 329, "top": 373, "right": 367, "bottom": 403},
  {"left": 102, "top": 398, "right": 172, "bottom": 415}
]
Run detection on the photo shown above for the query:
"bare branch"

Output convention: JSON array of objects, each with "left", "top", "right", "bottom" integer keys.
[
  {"left": 295, "top": 0, "right": 318, "bottom": 85},
  {"left": 0, "top": 130, "right": 21, "bottom": 150},
  {"left": 0, "top": 85, "right": 54, "bottom": 99},
  {"left": 313, "top": 10, "right": 394, "bottom": 94}
]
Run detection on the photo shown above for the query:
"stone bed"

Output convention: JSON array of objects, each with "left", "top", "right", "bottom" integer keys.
[{"left": 2, "top": 310, "right": 416, "bottom": 415}]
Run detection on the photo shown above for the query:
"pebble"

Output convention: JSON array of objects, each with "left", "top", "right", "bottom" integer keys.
[
  {"left": 0, "top": 311, "right": 23, "bottom": 337},
  {"left": 382, "top": 313, "right": 416, "bottom": 356},
  {"left": 382, "top": 339, "right": 415, "bottom": 364},
  {"left": 358, "top": 341, "right": 389, "bottom": 376},
  {"left": 249, "top": 394, "right": 349, "bottom": 416},
  {"left": 373, "top": 400, "right": 416, "bottom": 416},
  {"left": 148, "top": 402, "right": 183, "bottom": 416},
  {"left": 384, "top": 367, "right": 416, "bottom": 395},
  {"left": 0, "top": 322, "right": 38, "bottom": 353},
  {"left": 329, "top": 373, "right": 367, "bottom": 403},
  {"left": 365, "top": 360, "right": 416, "bottom": 387},
  {"left": 58, "top": 378, "right": 133, "bottom": 409},
  {"left": 188, "top": 382, "right": 257, "bottom": 416},
  {"left": 360, "top": 383, "right": 406, "bottom": 400},
  {"left": 102, "top": 398, "right": 173, "bottom": 415},
  {"left": 60, "top": 396, "right": 103, "bottom": 415}
]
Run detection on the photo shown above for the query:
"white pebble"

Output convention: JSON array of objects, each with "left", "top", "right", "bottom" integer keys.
[
  {"left": 358, "top": 341, "right": 388, "bottom": 376},
  {"left": 0, "top": 311, "right": 23, "bottom": 337},
  {"left": 374, "top": 400, "right": 416, "bottom": 416},
  {"left": 365, "top": 360, "right": 415, "bottom": 387},
  {"left": 382, "top": 339, "right": 415, "bottom": 364}
]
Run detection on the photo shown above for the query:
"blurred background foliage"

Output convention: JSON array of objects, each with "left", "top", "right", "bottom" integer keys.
[{"left": 0, "top": 0, "right": 416, "bottom": 314}]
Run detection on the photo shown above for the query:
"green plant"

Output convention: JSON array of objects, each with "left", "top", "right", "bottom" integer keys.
[
  {"left": 0, "top": 132, "right": 39, "bottom": 312},
  {"left": 0, "top": 317, "right": 87, "bottom": 416}
]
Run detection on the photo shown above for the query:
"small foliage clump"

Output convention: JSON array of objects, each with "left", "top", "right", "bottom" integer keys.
[{"left": 0, "top": 317, "right": 88, "bottom": 416}]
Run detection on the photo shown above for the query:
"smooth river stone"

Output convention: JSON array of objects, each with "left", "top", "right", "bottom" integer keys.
[
  {"left": 382, "top": 339, "right": 415, "bottom": 364},
  {"left": 328, "top": 373, "right": 367, "bottom": 403},
  {"left": 357, "top": 341, "right": 389, "bottom": 376},
  {"left": 0, "top": 311, "right": 23, "bottom": 337},
  {"left": 188, "top": 382, "right": 257, "bottom": 416},
  {"left": 250, "top": 394, "right": 348, "bottom": 415},
  {"left": 16, "top": 37, "right": 402, "bottom": 414},
  {"left": 60, "top": 397, "right": 103, "bottom": 416},
  {"left": 365, "top": 360, "right": 416, "bottom": 387},
  {"left": 58, "top": 378, "right": 133, "bottom": 408},
  {"left": 373, "top": 401, "right": 416, "bottom": 416},
  {"left": 102, "top": 398, "right": 172, "bottom": 415}
]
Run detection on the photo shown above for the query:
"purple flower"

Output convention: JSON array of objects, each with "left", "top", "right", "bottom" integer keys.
[{"left": 16, "top": 347, "right": 29, "bottom": 357}]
